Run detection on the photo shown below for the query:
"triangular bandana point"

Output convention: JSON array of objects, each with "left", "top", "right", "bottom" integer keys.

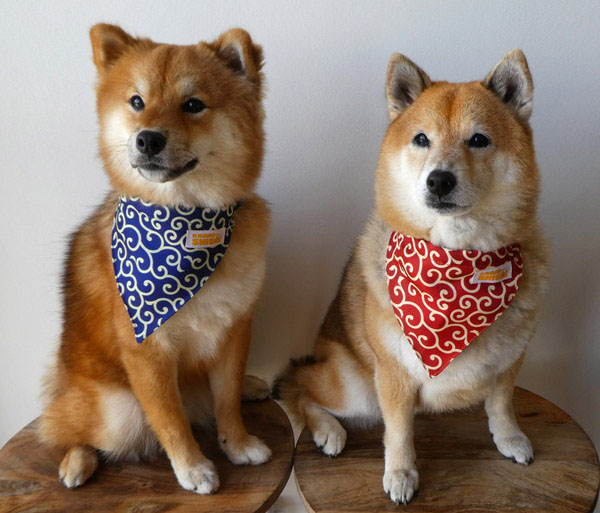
[
  {"left": 385, "top": 232, "right": 523, "bottom": 378},
  {"left": 111, "top": 196, "right": 240, "bottom": 343}
]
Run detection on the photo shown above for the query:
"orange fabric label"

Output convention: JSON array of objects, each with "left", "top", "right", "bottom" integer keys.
[
  {"left": 471, "top": 262, "right": 512, "bottom": 284},
  {"left": 185, "top": 228, "right": 226, "bottom": 248}
]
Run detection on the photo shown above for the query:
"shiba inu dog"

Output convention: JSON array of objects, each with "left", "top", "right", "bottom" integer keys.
[
  {"left": 274, "top": 50, "right": 549, "bottom": 505},
  {"left": 39, "top": 24, "right": 272, "bottom": 494}
]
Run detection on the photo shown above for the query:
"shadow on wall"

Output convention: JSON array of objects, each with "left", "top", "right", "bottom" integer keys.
[{"left": 519, "top": 184, "right": 600, "bottom": 444}]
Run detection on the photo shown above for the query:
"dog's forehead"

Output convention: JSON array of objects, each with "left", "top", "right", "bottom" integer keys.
[
  {"left": 131, "top": 44, "right": 222, "bottom": 96},
  {"left": 410, "top": 83, "right": 501, "bottom": 131}
]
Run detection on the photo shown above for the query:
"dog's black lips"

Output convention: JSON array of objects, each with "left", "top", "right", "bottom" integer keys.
[
  {"left": 137, "top": 159, "right": 198, "bottom": 180},
  {"left": 426, "top": 200, "right": 461, "bottom": 211},
  {"left": 138, "top": 159, "right": 198, "bottom": 176}
]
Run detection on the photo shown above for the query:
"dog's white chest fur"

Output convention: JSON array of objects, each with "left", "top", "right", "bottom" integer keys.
[
  {"left": 151, "top": 205, "right": 266, "bottom": 360},
  {"left": 378, "top": 314, "right": 534, "bottom": 411},
  {"left": 158, "top": 260, "right": 264, "bottom": 359}
]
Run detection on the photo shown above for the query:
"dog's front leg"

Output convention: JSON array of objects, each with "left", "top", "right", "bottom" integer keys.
[
  {"left": 122, "top": 347, "right": 219, "bottom": 494},
  {"left": 485, "top": 355, "right": 533, "bottom": 465},
  {"left": 209, "top": 314, "right": 271, "bottom": 466},
  {"left": 375, "top": 360, "right": 419, "bottom": 506}
]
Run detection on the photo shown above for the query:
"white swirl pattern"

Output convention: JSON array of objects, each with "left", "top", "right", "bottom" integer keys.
[
  {"left": 111, "top": 196, "right": 239, "bottom": 343},
  {"left": 385, "top": 233, "right": 523, "bottom": 378}
]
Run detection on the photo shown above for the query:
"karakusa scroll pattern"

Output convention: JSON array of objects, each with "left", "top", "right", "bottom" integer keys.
[
  {"left": 385, "top": 232, "right": 523, "bottom": 378},
  {"left": 111, "top": 196, "right": 239, "bottom": 343}
]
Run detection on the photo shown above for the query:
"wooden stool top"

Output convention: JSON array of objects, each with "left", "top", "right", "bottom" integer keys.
[
  {"left": 0, "top": 399, "right": 293, "bottom": 513},
  {"left": 295, "top": 387, "right": 599, "bottom": 513}
]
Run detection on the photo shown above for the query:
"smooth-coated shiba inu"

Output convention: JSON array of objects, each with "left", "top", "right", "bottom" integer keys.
[
  {"left": 274, "top": 50, "right": 549, "bottom": 505},
  {"left": 39, "top": 24, "right": 272, "bottom": 494}
]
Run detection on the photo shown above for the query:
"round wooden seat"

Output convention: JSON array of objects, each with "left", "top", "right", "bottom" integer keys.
[
  {"left": 295, "top": 387, "right": 599, "bottom": 512},
  {"left": 0, "top": 399, "right": 293, "bottom": 513}
]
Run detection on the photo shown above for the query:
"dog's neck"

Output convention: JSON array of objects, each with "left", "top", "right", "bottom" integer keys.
[
  {"left": 428, "top": 214, "right": 511, "bottom": 252},
  {"left": 105, "top": 157, "right": 256, "bottom": 210},
  {"left": 379, "top": 206, "right": 526, "bottom": 253},
  {"left": 110, "top": 179, "right": 248, "bottom": 211},
  {"left": 376, "top": 184, "right": 532, "bottom": 253}
]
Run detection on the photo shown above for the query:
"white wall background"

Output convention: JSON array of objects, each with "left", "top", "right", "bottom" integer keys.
[{"left": 1, "top": 1, "right": 599, "bottom": 511}]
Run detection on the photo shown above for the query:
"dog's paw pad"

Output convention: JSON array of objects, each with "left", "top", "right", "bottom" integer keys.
[
  {"left": 494, "top": 433, "right": 534, "bottom": 465},
  {"left": 313, "top": 419, "right": 347, "bottom": 457},
  {"left": 221, "top": 435, "right": 271, "bottom": 465},
  {"left": 383, "top": 468, "right": 419, "bottom": 506},
  {"left": 242, "top": 375, "right": 270, "bottom": 401},
  {"left": 174, "top": 460, "right": 219, "bottom": 494}
]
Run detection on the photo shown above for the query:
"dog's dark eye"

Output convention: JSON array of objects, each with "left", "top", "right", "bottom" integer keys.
[
  {"left": 413, "top": 133, "right": 430, "bottom": 148},
  {"left": 468, "top": 133, "right": 491, "bottom": 148},
  {"left": 182, "top": 97, "right": 206, "bottom": 114},
  {"left": 129, "top": 95, "right": 145, "bottom": 111}
]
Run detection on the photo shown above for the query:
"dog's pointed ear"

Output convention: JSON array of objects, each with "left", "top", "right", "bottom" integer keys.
[
  {"left": 483, "top": 49, "right": 533, "bottom": 121},
  {"left": 386, "top": 54, "right": 431, "bottom": 122},
  {"left": 210, "top": 28, "right": 263, "bottom": 84},
  {"left": 90, "top": 23, "right": 137, "bottom": 73}
]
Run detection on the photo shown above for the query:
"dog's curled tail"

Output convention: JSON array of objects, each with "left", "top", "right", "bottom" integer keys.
[{"left": 271, "top": 355, "right": 318, "bottom": 425}]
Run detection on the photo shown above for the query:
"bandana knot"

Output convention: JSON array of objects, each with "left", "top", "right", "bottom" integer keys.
[
  {"left": 111, "top": 196, "right": 240, "bottom": 343},
  {"left": 385, "top": 232, "right": 523, "bottom": 378}
]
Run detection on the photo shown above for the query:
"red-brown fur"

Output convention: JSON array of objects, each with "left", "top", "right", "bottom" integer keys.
[
  {"left": 39, "top": 24, "right": 271, "bottom": 493},
  {"left": 274, "top": 50, "right": 550, "bottom": 505}
]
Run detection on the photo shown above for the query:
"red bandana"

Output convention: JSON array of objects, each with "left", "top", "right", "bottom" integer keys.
[{"left": 385, "top": 232, "right": 523, "bottom": 378}]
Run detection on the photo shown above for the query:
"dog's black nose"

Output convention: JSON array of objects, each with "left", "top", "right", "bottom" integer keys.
[
  {"left": 426, "top": 170, "right": 457, "bottom": 199},
  {"left": 136, "top": 130, "right": 166, "bottom": 158}
]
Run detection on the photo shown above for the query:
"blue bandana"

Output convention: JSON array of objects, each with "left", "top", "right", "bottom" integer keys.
[{"left": 111, "top": 196, "right": 239, "bottom": 343}]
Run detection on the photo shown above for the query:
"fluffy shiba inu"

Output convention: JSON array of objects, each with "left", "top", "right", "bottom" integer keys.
[
  {"left": 274, "top": 50, "right": 549, "bottom": 505},
  {"left": 39, "top": 24, "right": 272, "bottom": 493}
]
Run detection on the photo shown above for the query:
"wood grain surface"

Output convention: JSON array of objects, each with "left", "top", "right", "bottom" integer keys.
[
  {"left": 0, "top": 399, "right": 293, "bottom": 513},
  {"left": 295, "top": 387, "right": 599, "bottom": 513}
]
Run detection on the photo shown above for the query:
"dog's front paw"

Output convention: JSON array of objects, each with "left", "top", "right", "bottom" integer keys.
[
  {"left": 220, "top": 435, "right": 271, "bottom": 465},
  {"left": 494, "top": 433, "right": 534, "bottom": 465},
  {"left": 383, "top": 468, "right": 419, "bottom": 506},
  {"left": 173, "top": 459, "right": 219, "bottom": 494},
  {"left": 312, "top": 416, "right": 347, "bottom": 457},
  {"left": 242, "top": 375, "right": 270, "bottom": 401}
]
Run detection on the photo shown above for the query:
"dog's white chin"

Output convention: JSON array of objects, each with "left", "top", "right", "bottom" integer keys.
[
  {"left": 426, "top": 203, "right": 473, "bottom": 217},
  {"left": 137, "top": 167, "right": 174, "bottom": 184}
]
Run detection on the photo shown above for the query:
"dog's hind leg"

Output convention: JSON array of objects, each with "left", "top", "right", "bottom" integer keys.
[
  {"left": 304, "top": 399, "right": 348, "bottom": 458},
  {"left": 58, "top": 446, "right": 99, "bottom": 488},
  {"left": 273, "top": 337, "right": 377, "bottom": 457},
  {"left": 39, "top": 377, "right": 106, "bottom": 489}
]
